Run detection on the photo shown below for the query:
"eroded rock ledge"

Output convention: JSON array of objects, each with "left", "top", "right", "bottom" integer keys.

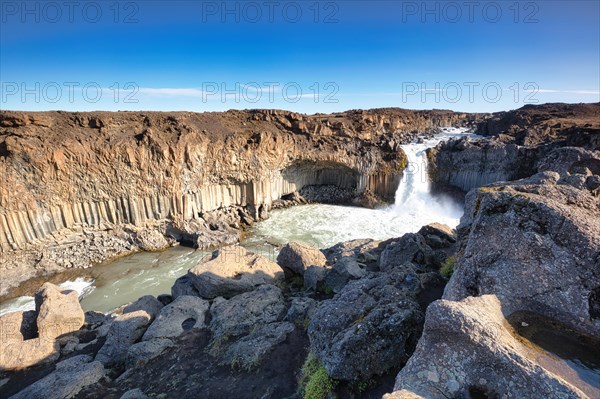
[{"left": 0, "top": 108, "right": 480, "bottom": 295}]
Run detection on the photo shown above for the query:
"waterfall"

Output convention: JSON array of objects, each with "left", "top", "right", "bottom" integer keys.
[
  {"left": 391, "top": 127, "right": 473, "bottom": 218},
  {"left": 394, "top": 143, "right": 430, "bottom": 206}
]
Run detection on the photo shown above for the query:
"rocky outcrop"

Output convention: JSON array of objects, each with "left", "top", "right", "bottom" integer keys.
[
  {"left": 142, "top": 295, "right": 209, "bottom": 340},
  {"left": 388, "top": 144, "right": 600, "bottom": 398},
  {"left": 385, "top": 296, "right": 596, "bottom": 399},
  {"left": 276, "top": 241, "right": 327, "bottom": 277},
  {"left": 427, "top": 103, "right": 599, "bottom": 192},
  {"left": 35, "top": 283, "right": 85, "bottom": 340},
  {"left": 187, "top": 245, "right": 284, "bottom": 299},
  {"left": 446, "top": 169, "right": 600, "bottom": 337},
  {"left": 427, "top": 137, "right": 538, "bottom": 191},
  {"left": 209, "top": 284, "right": 286, "bottom": 339},
  {"left": 95, "top": 310, "right": 154, "bottom": 366},
  {"left": 0, "top": 108, "right": 481, "bottom": 295},
  {"left": 309, "top": 267, "right": 424, "bottom": 381},
  {"left": 322, "top": 256, "right": 367, "bottom": 293},
  {"left": 476, "top": 102, "right": 600, "bottom": 149}
]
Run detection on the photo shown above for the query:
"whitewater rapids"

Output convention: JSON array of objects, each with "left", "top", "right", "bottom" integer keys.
[{"left": 0, "top": 127, "right": 475, "bottom": 315}]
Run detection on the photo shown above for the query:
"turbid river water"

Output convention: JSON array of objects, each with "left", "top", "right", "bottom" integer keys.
[{"left": 0, "top": 127, "right": 472, "bottom": 315}]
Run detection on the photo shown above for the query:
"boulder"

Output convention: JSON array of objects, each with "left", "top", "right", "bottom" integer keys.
[
  {"left": 378, "top": 234, "right": 432, "bottom": 272},
  {"left": 84, "top": 311, "right": 109, "bottom": 328},
  {"left": 276, "top": 241, "right": 327, "bottom": 276},
  {"left": 132, "top": 229, "right": 172, "bottom": 251},
  {"left": 126, "top": 338, "right": 174, "bottom": 369},
  {"left": 303, "top": 265, "right": 327, "bottom": 291},
  {"left": 386, "top": 295, "right": 593, "bottom": 399},
  {"left": 0, "top": 311, "right": 59, "bottom": 370},
  {"left": 323, "top": 256, "right": 367, "bottom": 293},
  {"left": 308, "top": 270, "right": 424, "bottom": 381},
  {"left": 35, "top": 282, "right": 85, "bottom": 340},
  {"left": 285, "top": 297, "right": 317, "bottom": 326},
  {"left": 123, "top": 295, "right": 164, "bottom": 320},
  {"left": 537, "top": 146, "right": 600, "bottom": 178},
  {"left": 447, "top": 180, "right": 600, "bottom": 337},
  {"left": 209, "top": 285, "right": 286, "bottom": 338},
  {"left": 95, "top": 310, "right": 153, "bottom": 365},
  {"left": 189, "top": 246, "right": 284, "bottom": 299},
  {"left": 323, "top": 238, "right": 381, "bottom": 265},
  {"left": 221, "top": 322, "right": 295, "bottom": 370},
  {"left": 142, "top": 295, "right": 209, "bottom": 341},
  {"left": 9, "top": 354, "right": 106, "bottom": 399},
  {"left": 417, "top": 223, "right": 456, "bottom": 249},
  {"left": 171, "top": 274, "right": 200, "bottom": 299}
]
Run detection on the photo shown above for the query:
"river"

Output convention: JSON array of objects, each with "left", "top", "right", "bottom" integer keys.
[{"left": 0, "top": 127, "right": 475, "bottom": 315}]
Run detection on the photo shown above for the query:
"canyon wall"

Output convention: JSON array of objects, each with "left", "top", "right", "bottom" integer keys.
[
  {"left": 427, "top": 103, "right": 600, "bottom": 192},
  {"left": 0, "top": 108, "right": 480, "bottom": 295}
]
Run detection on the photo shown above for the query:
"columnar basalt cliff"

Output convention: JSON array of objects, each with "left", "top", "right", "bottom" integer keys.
[
  {"left": 0, "top": 108, "right": 481, "bottom": 295},
  {"left": 427, "top": 103, "right": 600, "bottom": 192}
]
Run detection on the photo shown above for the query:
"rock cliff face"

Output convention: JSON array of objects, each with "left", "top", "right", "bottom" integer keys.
[
  {"left": 427, "top": 103, "right": 600, "bottom": 192},
  {"left": 0, "top": 108, "right": 480, "bottom": 296}
]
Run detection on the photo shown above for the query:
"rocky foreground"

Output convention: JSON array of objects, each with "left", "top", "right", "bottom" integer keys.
[{"left": 0, "top": 103, "right": 599, "bottom": 399}]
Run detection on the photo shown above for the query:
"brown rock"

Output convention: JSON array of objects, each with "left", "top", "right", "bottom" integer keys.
[
  {"left": 276, "top": 241, "right": 327, "bottom": 277},
  {"left": 35, "top": 282, "right": 85, "bottom": 340},
  {"left": 189, "top": 246, "right": 284, "bottom": 299},
  {"left": 0, "top": 311, "right": 59, "bottom": 370}
]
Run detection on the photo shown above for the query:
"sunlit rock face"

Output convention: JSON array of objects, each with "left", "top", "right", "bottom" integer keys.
[
  {"left": 426, "top": 103, "right": 600, "bottom": 192},
  {"left": 0, "top": 108, "right": 480, "bottom": 293}
]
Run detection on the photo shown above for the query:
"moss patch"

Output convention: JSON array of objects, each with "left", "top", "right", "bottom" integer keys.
[
  {"left": 440, "top": 256, "right": 457, "bottom": 279},
  {"left": 299, "top": 353, "right": 337, "bottom": 399}
]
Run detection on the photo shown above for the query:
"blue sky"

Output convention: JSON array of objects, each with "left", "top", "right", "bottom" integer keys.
[{"left": 1, "top": 0, "right": 599, "bottom": 113}]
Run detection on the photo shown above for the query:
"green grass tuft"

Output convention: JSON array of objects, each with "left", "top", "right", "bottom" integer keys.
[
  {"left": 440, "top": 256, "right": 457, "bottom": 279},
  {"left": 299, "top": 353, "right": 337, "bottom": 399}
]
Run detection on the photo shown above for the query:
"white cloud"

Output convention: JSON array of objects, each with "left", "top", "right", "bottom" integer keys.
[{"left": 137, "top": 88, "right": 205, "bottom": 97}]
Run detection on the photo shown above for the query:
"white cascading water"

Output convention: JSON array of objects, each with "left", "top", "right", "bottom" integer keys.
[{"left": 0, "top": 127, "right": 476, "bottom": 316}]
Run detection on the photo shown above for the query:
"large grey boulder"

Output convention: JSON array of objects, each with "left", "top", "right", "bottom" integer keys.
[
  {"left": 308, "top": 269, "right": 424, "bottom": 381},
  {"left": 123, "top": 295, "right": 163, "bottom": 320},
  {"left": 9, "top": 355, "right": 106, "bottom": 399},
  {"left": 276, "top": 241, "right": 327, "bottom": 276},
  {"left": 323, "top": 256, "right": 367, "bottom": 293},
  {"left": 385, "top": 295, "right": 593, "bottom": 399},
  {"left": 95, "top": 310, "right": 153, "bottom": 365},
  {"left": 446, "top": 178, "right": 600, "bottom": 337},
  {"left": 537, "top": 146, "right": 600, "bottom": 178},
  {"left": 417, "top": 223, "right": 456, "bottom": 249},
  {"left": 126, "top": 338, "right": 174, "bottom": 369},
  {"left": 171, "top": 274, "right": 200, "bottom": 299},
  {"left": 378, "top": 233, "right": 433, "bottom": 272},
  {"left": 189, "top": 246, "right": 284, "bottom": 299},
  {"left": 209, "top": 285, "right": 286, "bottom": 338},
  {"left": 303, "top": 265, "right": 327, "bottom": 291},
  {"left": 35, "top": 282, "right": 85, "bottom": 340},
  {"left": 142, "top": 295, "right": 209, "bottom": 341},
  {"left": 285, "top": 297, "right": 317, "bottom": 326},
  {"left": 221, "top": 322, "right": 295, "bottom": 370}
]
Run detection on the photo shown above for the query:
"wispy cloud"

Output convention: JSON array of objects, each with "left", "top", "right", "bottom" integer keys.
[
  {"left": 528, "top": 89, "right": 600, "bottom": 95},
  {"left": 137, "top": 88, "right": 206, "bottom": 97}
]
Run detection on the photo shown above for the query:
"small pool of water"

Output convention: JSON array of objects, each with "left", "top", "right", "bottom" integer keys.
[{"left": 508, "top": 311, "right": 600, "bottom": 397}]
